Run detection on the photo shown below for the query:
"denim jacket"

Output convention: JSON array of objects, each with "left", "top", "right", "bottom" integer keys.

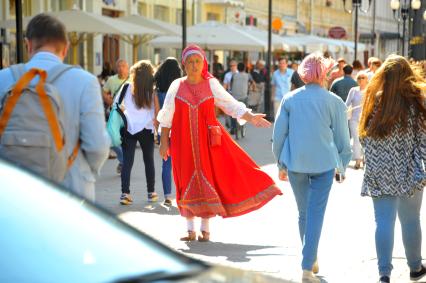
[{"left": 272, "top": 84, "right": 352, "bottom": 174}]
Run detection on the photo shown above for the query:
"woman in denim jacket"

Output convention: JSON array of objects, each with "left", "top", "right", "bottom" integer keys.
[{"left": 273, "top": 52, "right": 352, "bottom": 283}]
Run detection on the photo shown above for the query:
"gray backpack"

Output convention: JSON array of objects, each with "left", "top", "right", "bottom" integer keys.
[{"left": 0, "top": 64, "right": 79, "bottom": 183}]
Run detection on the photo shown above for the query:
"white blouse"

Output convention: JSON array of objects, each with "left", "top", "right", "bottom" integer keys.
[
  {"left": 157, "top": 77, "right": 250, "bottom": 128},
  {"left": 115, "top": 84, "right": 155, "bottom": 135}
]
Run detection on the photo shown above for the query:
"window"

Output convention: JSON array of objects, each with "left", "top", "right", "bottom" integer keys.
[
  {"left": 8, "top": 0, "right": 32, "bottom": 17},
  {"left": 207, "top": 12, "right": 219, "bottom": 21},
  {"left": 51, "top": 0, "right": 73, "bottom": 11},
  {"left": 176, "top": 9, "right": 182, "bottom": 25},
  {"left": 138, "top": 2, "right": 147, "bottom": 17},
  {"left": 154, "top": 5, "right": 169, "bottom": 22}
]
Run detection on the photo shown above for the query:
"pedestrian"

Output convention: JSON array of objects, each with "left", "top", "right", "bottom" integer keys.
[
  {"left": 345, "top": 71, "right": 368, "bottom": 169},
  {"left": 212, "top": 55, "right": 224, "bottom": 82},
  {"left": 222, "top": 59, "right": 238, "bottom": 128},
  {"left": 358, "top": 54, "right": 426, "bottom": 283},
  {"left": 222, "top": 59, "right": 238, "bottom": 92},
  {"left": 366, "top": 57, "right": 382, "bottom": 80},
  {"left": 272, "top": 57, "right": 293, "bottom": 118},
  {"left": 250, "top": 60, "right": 267, "bottom": 112},
  {"left": 103, "top": 59, "right": 129, "bottom": 175},
  {"left": 157, "top": 44, "right": 282, "bottom": 242},
  {"left": 327, "top": 57, "right": 346, "bottom": 87},
  {"left": 0, "top": 13, "right": 110, "bottom": 201},
  {"left": 351, "top": 59, "right": 364, "bottom": 79},
  {"left": 229, "top": 62, "right": 254, "bottom": 133},
  {"left": 290, "top": 66, "right": 305, "bottom": 91},
  {"left": 99, "top": 61, "right": 115, "bottom": 85},
  {"left": 118, "top": 60, "right": 159, "bottom": 205},
  {"left": 153, "top": 57, "right": 182, "bottom": 206},
  {"left": 330, "top": 64, "right": 358, "bottom": 102},
  {"left": 272, "top": 52, "right": 352, "bottom": 283}
]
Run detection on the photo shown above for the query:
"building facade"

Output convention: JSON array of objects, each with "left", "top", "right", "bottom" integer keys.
[{"left": 1, "top": 0, "right": 420, "bottom": 74}]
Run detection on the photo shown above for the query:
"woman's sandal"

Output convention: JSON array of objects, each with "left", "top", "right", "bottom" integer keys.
[
  {"left": 198, "top": 231, "right": 210, "bottom": 242},
  {"left": 180, "top": 231, "right": 196, "bottom": 241}
]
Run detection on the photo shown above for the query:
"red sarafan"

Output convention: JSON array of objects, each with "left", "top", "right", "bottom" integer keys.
[{"left": 170, "top": 78, "right": 282, "bottom": 219}]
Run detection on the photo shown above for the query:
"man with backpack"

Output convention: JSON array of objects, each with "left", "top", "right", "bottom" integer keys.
[{"left": 0, "top": 13, "right": 110, "bottom": 202}]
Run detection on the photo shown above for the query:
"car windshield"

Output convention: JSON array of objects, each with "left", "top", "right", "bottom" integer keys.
[{"left": 0, "top": 159, "right": 206, "bottom": 283}]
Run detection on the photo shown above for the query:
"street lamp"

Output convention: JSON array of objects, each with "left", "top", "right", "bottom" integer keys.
[
  {"left": 390, "top": 0, "right": 422, "bottom": 57},
  {"left": 342, "top": 0, "right": 372, "bottom": 61}
]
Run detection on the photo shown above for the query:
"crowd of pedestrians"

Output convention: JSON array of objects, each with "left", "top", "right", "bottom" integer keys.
[{"left": 0, "top": 13, "right": 425, "bottom": 283}]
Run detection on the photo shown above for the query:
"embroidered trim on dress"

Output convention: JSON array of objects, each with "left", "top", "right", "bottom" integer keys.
[
  {"left": 178, "top": 184, "right": 281, "bottom": 218},
  {"left": 176, "top": 95, "right": 214, "bottom": 109}
]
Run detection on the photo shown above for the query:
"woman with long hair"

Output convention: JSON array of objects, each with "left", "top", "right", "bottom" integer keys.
[
  {"left": 154, "top": 57, "right": 182, "bottom": 206},
  {"left": 346, "top": 71, "right": 369, "bottom": 169},
  {"left": 117, "top": 60, "right": 159, "bottom": 205},
  {"left": 359, "top": 55, "right": 426, "bottom": 283},
  {"left": 273, "top": 52, "right": 352, "bottom": 283},
  {"left": 157, "top": 44, "right": 281, "bottom": 242}
]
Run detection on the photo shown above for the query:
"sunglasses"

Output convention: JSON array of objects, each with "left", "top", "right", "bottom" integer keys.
[{"left": 357, "top": 77, "right": 367, "bottom": 80}]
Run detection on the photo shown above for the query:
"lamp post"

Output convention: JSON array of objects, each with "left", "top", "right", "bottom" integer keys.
[
  {"left": 15, "top": 0, "right": 24, "bottom": 63},
  {"left": 264, "top": 0, "right": 273, "bottom": 121},
  {"left": 342, "top": 0, "right": 372, "bottom": 61},
  {"left": 182, "top": 0, "right": 187, "bottom": 51},
  {"left": 390, "top": 0, "right": 421, "bottom": 57}
]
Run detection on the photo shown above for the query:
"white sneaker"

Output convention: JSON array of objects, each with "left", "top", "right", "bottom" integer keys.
[{"left": 302, "top": 270, "right": 320, "bottom": 283}]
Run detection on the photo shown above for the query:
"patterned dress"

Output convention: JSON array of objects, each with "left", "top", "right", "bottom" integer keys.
[
  {"left": 361, "top": 106, "right": 426, "bottom": 197},
  {"left": 158, "top": 78, "right": 282, "bottom": 218}
]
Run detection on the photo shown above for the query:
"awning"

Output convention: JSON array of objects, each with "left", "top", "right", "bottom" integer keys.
[
  {"left": 203, "top": 0, "right": 245, "bottom": 7},
  {"left": 360, "top": 32, "right": 400, "bottom": 40}
]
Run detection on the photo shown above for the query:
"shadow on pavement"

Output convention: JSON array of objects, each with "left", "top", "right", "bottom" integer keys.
[
  {"left": 180, "top": 241, "right": 280, "bottom": 263},
  {"left": 140, "top": 203, "right": 180, "bottom": 215}
]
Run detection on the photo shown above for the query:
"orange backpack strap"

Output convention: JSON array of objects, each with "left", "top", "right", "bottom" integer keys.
[
  {"left": 0, "top": 68, "right": 64, "bottom": 152},
  {"left": 0, "top": 68, "right": 39, "bottom": 135},
  {"left": 67, "top": 140, "right": 80, "bottom": 169}
]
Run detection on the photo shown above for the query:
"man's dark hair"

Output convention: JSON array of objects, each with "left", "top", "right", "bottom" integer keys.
[
  {"left": 343, "top": 64, "right": 353, "bottom": 75},
  {"left": 278, "top": 57, "right": 288, "bottom": 63},
  {"left": 26, "top": 13, "right": 67, "bottom": 51},
  {"left": 237, "top": 62, "right": 245, "bottom": 72}
]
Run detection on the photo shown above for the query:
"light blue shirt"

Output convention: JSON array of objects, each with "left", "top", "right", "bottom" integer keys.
[
  {"left": 0, "top": 52, "right": 110, "bottom": 200},
  {"left": 272, "top": 68, "right": 294, "bottom": 102},
  {"left": 272, "top": 84, "right": 352, "bottom": 174}
]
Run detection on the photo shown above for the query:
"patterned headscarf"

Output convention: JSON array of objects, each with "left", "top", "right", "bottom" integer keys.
[{"left": 181, "top": 44, "right": 214, "bottom": 80}]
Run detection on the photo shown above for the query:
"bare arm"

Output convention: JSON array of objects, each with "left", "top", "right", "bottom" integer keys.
[
  {"left": 102, "top": 90, "right": 113, "bottom": 106},
  {"left": 241, "top": 111, "right": 271, "bottom": 128},
  {"left": 159, "top": 127, "right": 171, "bottom": 160},
  {"left": 153, "top": 93, "right": 160, "bottom": 130}
]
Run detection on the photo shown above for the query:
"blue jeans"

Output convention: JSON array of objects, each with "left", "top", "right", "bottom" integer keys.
[
  {"left": 373, "top": 190, "right": 423, "bottom": 277},
  {"left": 162, "top": 157, "right": 172, "bottom": 197},
  {"left": 288, "top": 169, "right": 334, "bottom": 270},
  {"left": 111, "top": 146, "right": 123, "bottom": 165}
]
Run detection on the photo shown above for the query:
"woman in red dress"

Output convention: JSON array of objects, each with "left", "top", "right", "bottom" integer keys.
[{"left": 157, "top": 45, "right": 282, "bottom": 241}]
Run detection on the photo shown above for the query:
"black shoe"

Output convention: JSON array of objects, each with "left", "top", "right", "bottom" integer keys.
[
  {"left": 410, "top": 264, "right": 426, "bottom": 281},
  {"left": 378, "top": 276, "right": 390, "bottom": 283}
]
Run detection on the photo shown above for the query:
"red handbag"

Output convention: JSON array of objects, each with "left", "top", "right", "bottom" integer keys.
[{"left": 208, "top": 125, "right": 222, "bottom": 147}]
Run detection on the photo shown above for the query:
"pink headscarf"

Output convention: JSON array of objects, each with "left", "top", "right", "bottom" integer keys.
[
  {"left": 298, "top": 53, "right": 335, "bottom": 84},
  {"left": 182, "top": 44, "right": 214, "bottom": 80}
]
